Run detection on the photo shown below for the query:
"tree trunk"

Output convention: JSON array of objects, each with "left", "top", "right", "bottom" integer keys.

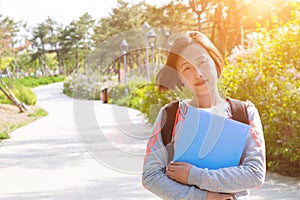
[
  {"left": 0, "top": 78, "right": 29, "bottom": 112},
  {"left": 75, "top": 48, "right": 79, "bottom": 71},
  {"left": 42, "top": 43, "right": 47, "bottom": 76}
]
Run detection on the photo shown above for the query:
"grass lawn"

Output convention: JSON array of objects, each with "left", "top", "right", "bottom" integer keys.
[{"left": 0, "top": 104, "right": 48, "bottom": 142}]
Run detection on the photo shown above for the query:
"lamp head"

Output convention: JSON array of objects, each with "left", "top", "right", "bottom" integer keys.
[
  {"left": 120, "top": 39, "right": 128, "bottom": 54},
  {"left": 147, "top": 29, "right": 157, "bottom": 47}
]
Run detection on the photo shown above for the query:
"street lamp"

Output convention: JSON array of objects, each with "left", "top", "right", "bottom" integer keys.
[
  {"left": 120, "top": 39, "right": 129, "bottom": 97},
  {"left": 147, "top": 29, "right": 157, "bottom": 79},
  {"left": 164, "top": 30, "right": 170, "bottom": 59},
  {"left": 143, "top": 22, "right": 151, "bottom": 81}
]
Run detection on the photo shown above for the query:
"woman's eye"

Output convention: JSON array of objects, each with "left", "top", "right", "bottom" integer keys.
[{"left": 183, "top": 66, "right": 191, "bottom": 72}]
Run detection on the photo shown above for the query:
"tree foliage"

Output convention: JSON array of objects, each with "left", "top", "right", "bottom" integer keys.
[
  {"left": 0, "top": 15, "right": 20, "bottom": 56},
  {"left": 30, "top": 14, "right": 95, "bottom": 75},
  {"left": 0, "top": 15, "right": 25, "bottom": 73},
  {"left": 1, "top": 0, "right": 295, "bottom": 77},
  {"left": 220, "top": 2, "right": 300, "bottom": 176}
]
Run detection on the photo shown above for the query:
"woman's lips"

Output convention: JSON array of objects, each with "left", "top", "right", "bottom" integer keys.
[{"left": 194, "top": 80, "right": 207, "bottom": 87}]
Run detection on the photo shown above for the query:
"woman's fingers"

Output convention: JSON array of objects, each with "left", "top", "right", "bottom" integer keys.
[
  {"left": 166, "top": 162, "right": 192, "bottom": 184},
  {"left": 206, "top": 192, "right": 233, "bottom": 200}
]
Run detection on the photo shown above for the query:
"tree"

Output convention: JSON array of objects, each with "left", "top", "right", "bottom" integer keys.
[
  {"left": 0, "top": 15, "right": 26, "bottom": 73},
  {"left": 0, "top": 16, "right": 19, "bottom": 56},
  {"left": 29, "top": 14, "right": 95, "bottom": 75},
  {"left": 42, "top": 18, "right": 64, "bottom": 74},
  {"left": 54, "top": 13, "right": 96, "bottom": 74},
  {"left": 93, "top": 0, "right": 147, "bottom": 44},
  {"left": 0, "top": 15, "right": 30, "bottom": 111},
  {"left": 188, "top": 0, "right": 294, "bottom": 56},
  {"left": 68, "top": 13, "right": 95, "bottom": 71},
  {"left": 31, "top": 19, "right": 53, "bottom": 75}
]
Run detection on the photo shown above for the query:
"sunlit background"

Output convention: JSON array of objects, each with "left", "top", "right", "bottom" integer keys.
[{"left": 0, "top": 0, "right": 299, "bottom": 178}]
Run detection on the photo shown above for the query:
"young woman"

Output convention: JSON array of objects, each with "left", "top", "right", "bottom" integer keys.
[{"left": 142, "top": 31, "right": 266, "bottom": 200}]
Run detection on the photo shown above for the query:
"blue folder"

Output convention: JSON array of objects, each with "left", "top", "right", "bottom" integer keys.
[{"left": 173, "top": 106, "right": 250, "bottom": 169}]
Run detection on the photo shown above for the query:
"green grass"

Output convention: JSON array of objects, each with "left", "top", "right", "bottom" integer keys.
[
  {"left": 0, "top": 76, "right": 65, "bottom": 105},
  {"left": 0, "top": 133, "right": 9, "bottom": 141},
  {"left": 2, "top": 76, "right": 65, "bottom": 88},
  {"left": 0, "top": 76, "right": 59, "bottom": 142},
  {"left": 0, "top": 76, "right": 60, "bottom": 142},
  {"left": 28, "top": 108, "right": 48, "bottom": 117},
  {"left": 0, "top": 108, "right": 48, "bottom": 142},
  {"left": 0, "top": 83, "right": 37, "bottom": 105}
]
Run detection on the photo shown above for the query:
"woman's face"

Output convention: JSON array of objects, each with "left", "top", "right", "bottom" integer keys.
[{"left": 176, "top": 43, "right": 218, "bottom": 96}]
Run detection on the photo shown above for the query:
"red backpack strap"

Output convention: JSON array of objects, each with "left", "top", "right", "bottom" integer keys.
[
  {"left": 161, "top": 100, "right": 179, "bottom": 146},
  {"left": 227, "top": 98, "right": 249, "bottom": 124}
]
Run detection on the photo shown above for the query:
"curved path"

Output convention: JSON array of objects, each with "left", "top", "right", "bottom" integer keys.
[{"left": 0, "top": 82, "right": 299, "bottom": 200}]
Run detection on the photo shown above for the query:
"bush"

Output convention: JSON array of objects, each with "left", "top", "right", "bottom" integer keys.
[
  {"left": 128, "top": 82, "right": 176, "bottom": 124},
  {"left": 0, "top": 82, "right": 37, "bottom": 105},
  {"left": 109, "top": 84, "right": 129, "bottom": 106},
  {"left": 13, "top": 83, "right": 37, "bottom": 105},
  {"left": 63, "top": 68, "right": 118, "bottom": 100},
  {"left": 109, "top": 81, "right": 148, "bottom": 106},
  {"left": 221, "top": 8, "right": 300, "bottom": 177},
  {"left": 0, "top": 75, "right": 64, "bottom": 105},
  {"left": 0, "top": 91, "right": 11, "bottom": 104},
  {"left": 110, "top": 80, "right": 193, "bottom": 124},
  {"left": 63, "top": 70, "right": 100, "bottom": 100}
]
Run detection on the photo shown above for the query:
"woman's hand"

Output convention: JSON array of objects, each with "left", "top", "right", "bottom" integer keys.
[
  {"left": 206, "top": 192, "right": 233, "bottom": 200},
  {"left": 166, "top": 162, "right": 233, "bottom": 199},
  {"left": 166, "top": 161, "right": 192, "bottom": 184}
]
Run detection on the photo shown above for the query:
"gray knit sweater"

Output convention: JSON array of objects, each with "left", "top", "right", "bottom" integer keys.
[{"left": 142, "top": 100, "right": 266, "bottom": 200}]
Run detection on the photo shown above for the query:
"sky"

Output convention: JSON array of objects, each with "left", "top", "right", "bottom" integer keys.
[{"left": 0, "top": 0, "right": 174, "bottom": 27}]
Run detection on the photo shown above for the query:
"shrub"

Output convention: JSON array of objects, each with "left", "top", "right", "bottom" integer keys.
[
  {"left": 0, "top": 75, "right": 64, "bottom": 105},
  {"left": 63, "top": 68, "right": 118, "bottom": 100},
  {"left": 0, "top": 91, "right": 11, "bottom": 104},
  {"left": 110, "top": 80, "right": 193, "bottom": 124},
  {"left": 13, "top": 83, "right": 37, "bottom": 105},
  {"left": 109, "top": 84, "right": 129, "bottom": 106},
  {"left": 63, "top": 69, "right": 100, "bottom": 100},
  {"left": 221, "top": 8, "right": 300, "bottom": 177},
  {"left": 129, "top": 82, "right": 175, "bottom": 124},
  {"left": 0, "top": 82, "right": 36, "bottom": 105}
]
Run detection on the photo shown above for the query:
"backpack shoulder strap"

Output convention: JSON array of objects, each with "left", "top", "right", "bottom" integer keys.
[
  {"left": 227, "top": 98, "right": 249, "bottom": 124},
  {"left": 161, "top": 98, "right": 248, "bottom": 147},
  {"left": 161, "top": 100, "right": 179, "bottom": 146}
]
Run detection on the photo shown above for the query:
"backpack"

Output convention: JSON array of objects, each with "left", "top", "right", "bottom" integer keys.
[{"left": 161, "top": 98, "right": 249, "bottom": 146}]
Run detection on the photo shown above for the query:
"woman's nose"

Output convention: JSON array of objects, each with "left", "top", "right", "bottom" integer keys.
[{"left": 194, "top": 67, "right": 203, "bottom": 78}]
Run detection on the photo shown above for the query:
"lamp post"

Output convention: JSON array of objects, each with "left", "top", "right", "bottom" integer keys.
[
  {"left": 164, "top": 30, "right": 170, "bottom": 59},
  {"left": 147, "top": 29, "right": 157, "bottom": 79},
  {"left": 120, "top": 39, "right": 128, "bottom": 97},
  {"left": 143, "top": 22, "right": 151, "bottom": 81}
]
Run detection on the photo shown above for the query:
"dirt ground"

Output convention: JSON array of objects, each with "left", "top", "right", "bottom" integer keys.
[{"left": 0, "top": 104, "right": 42, "bottom": 134}]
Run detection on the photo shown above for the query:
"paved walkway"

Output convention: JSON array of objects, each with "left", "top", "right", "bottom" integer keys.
[{"left": 0, "top": 82, "right": 299, "bottom": 200}]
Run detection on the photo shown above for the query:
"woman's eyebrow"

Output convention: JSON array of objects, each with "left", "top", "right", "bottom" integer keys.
[
  {"left": 178, "top": 56, "right": 208, "bottom": 69},
  {"left": 195, "top": 56, "right": 208, "bottom": 62},
  {"left": 178, "top": 61, "right": 190, "bottom": 69}
]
